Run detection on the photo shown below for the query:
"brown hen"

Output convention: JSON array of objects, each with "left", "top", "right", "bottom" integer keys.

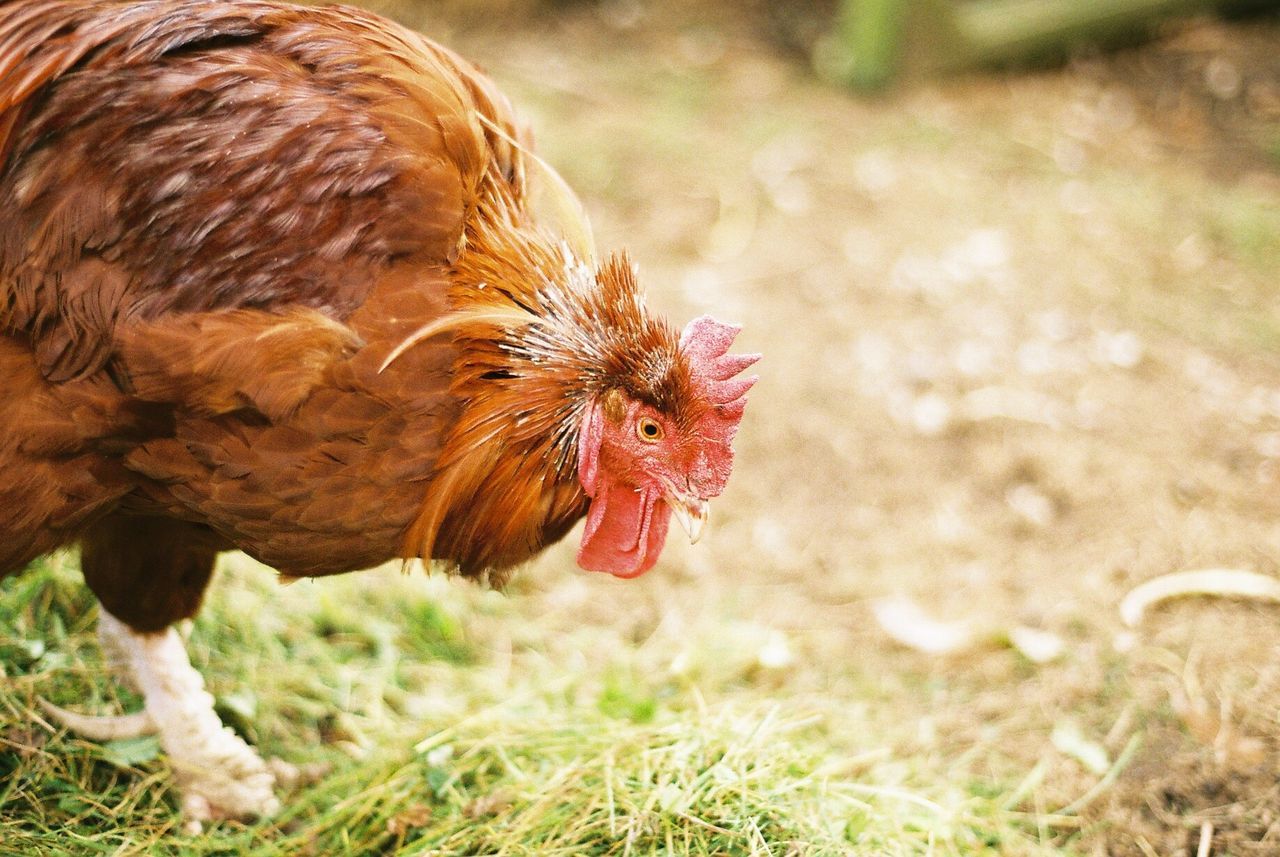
[{"left": 0, "top": 0, "right": 756, "bottom": 825}]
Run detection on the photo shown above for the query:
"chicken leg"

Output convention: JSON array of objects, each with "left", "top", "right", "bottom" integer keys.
[
  {"left": 114, "top": 611, "right": 279, "bottom": 825},
  {"left": 45, "top": 517, "right": 283, "bottom": 828},
  {"left": 44, "top": 611, "right": 282, "bottom": 827}
]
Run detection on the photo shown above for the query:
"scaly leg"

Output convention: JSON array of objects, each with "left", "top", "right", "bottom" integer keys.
[
  {"left": 55, "top": 517, "right": 286, "bottom": 828},
  {"left": 43, "top": 610, "right": 289, "bottom": 829},
  {"left": 37, "top": 606, "right": 153, "bottom": 740},
  {"left": 100, "top": 609, "right": 280, "bottom": 827}
]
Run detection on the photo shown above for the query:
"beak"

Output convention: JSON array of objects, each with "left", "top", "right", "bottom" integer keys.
[{"left": 666, "top": 492, "right": 709, "bottom": 545}]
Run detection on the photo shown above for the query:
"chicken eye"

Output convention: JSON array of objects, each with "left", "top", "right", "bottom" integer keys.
[{"left": 637, "top": 417, "right": 664, "bottom": 443}]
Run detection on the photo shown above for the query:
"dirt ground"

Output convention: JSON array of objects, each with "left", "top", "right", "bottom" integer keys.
[{"left": 356, "top": 2, "right": 1280, "bottom": 852}]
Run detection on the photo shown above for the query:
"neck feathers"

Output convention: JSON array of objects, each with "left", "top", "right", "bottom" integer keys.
[{"left": 401, "top": 207, "right": 678, "bottom": 581}]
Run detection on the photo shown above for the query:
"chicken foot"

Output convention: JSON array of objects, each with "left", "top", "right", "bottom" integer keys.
[{"left": 43, "top": 611, "right": 281, "bottom": 830}]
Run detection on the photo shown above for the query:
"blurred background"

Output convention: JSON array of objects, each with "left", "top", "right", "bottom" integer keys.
[
  {"left": 7, "top": 1, "right": 1280, "bottom": 853},
  {"left": 366, "top": 2, "right": 1280, "bottom": 852}
]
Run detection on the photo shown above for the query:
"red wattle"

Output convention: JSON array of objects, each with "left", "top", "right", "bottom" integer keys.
[{"left": 576, "top": 474, "right": 672, "bottom": 578}]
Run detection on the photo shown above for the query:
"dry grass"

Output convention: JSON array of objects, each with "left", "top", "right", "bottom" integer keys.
[{"left": 3, "top": 2, "right": 1280, "bottom": 855}]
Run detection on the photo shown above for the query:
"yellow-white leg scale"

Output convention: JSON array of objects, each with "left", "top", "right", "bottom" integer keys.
[{"left": 41, "top": 610, "right": 281, "bottom": 831}]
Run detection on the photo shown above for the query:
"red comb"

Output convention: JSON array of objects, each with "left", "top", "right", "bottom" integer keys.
[
  {"left": 679, "top": 316, "right": 759, "bottom": 497},
  {"left": 680, "top": 315, "right": 760, "bottom": 409}
]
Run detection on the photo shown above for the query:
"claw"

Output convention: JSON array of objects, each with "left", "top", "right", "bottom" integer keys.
[{"left": 38, "top": 697, "right": 157, "bottom": 741}]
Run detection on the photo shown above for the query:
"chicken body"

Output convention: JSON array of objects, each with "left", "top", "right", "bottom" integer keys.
[
  {"left": 0, "top": 0, "right": 755, "bottom": 823},
  {"left": 0, "top": 0, "right": 582, "bottom": 615}
]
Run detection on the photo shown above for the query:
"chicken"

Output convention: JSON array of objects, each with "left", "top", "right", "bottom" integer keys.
[{"left": 0, "top": 0, "right": 757, "bottom": 825}]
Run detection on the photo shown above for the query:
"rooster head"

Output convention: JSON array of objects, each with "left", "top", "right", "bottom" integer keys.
[
  {"left": 575, "top": 314, "right": 759, "bottom": 578},
  {"left": 385, "top": 236, "right": 758, "bottom": 581}
]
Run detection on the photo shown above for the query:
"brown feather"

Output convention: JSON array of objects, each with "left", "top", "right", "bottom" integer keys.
[{"left": 0, "top": 0, "right": 701, "bottom": 612}]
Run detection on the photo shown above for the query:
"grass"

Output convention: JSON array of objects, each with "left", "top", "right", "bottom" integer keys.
[{"left": 1, "top": 556, "right": 1072, "bottom": 856}]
